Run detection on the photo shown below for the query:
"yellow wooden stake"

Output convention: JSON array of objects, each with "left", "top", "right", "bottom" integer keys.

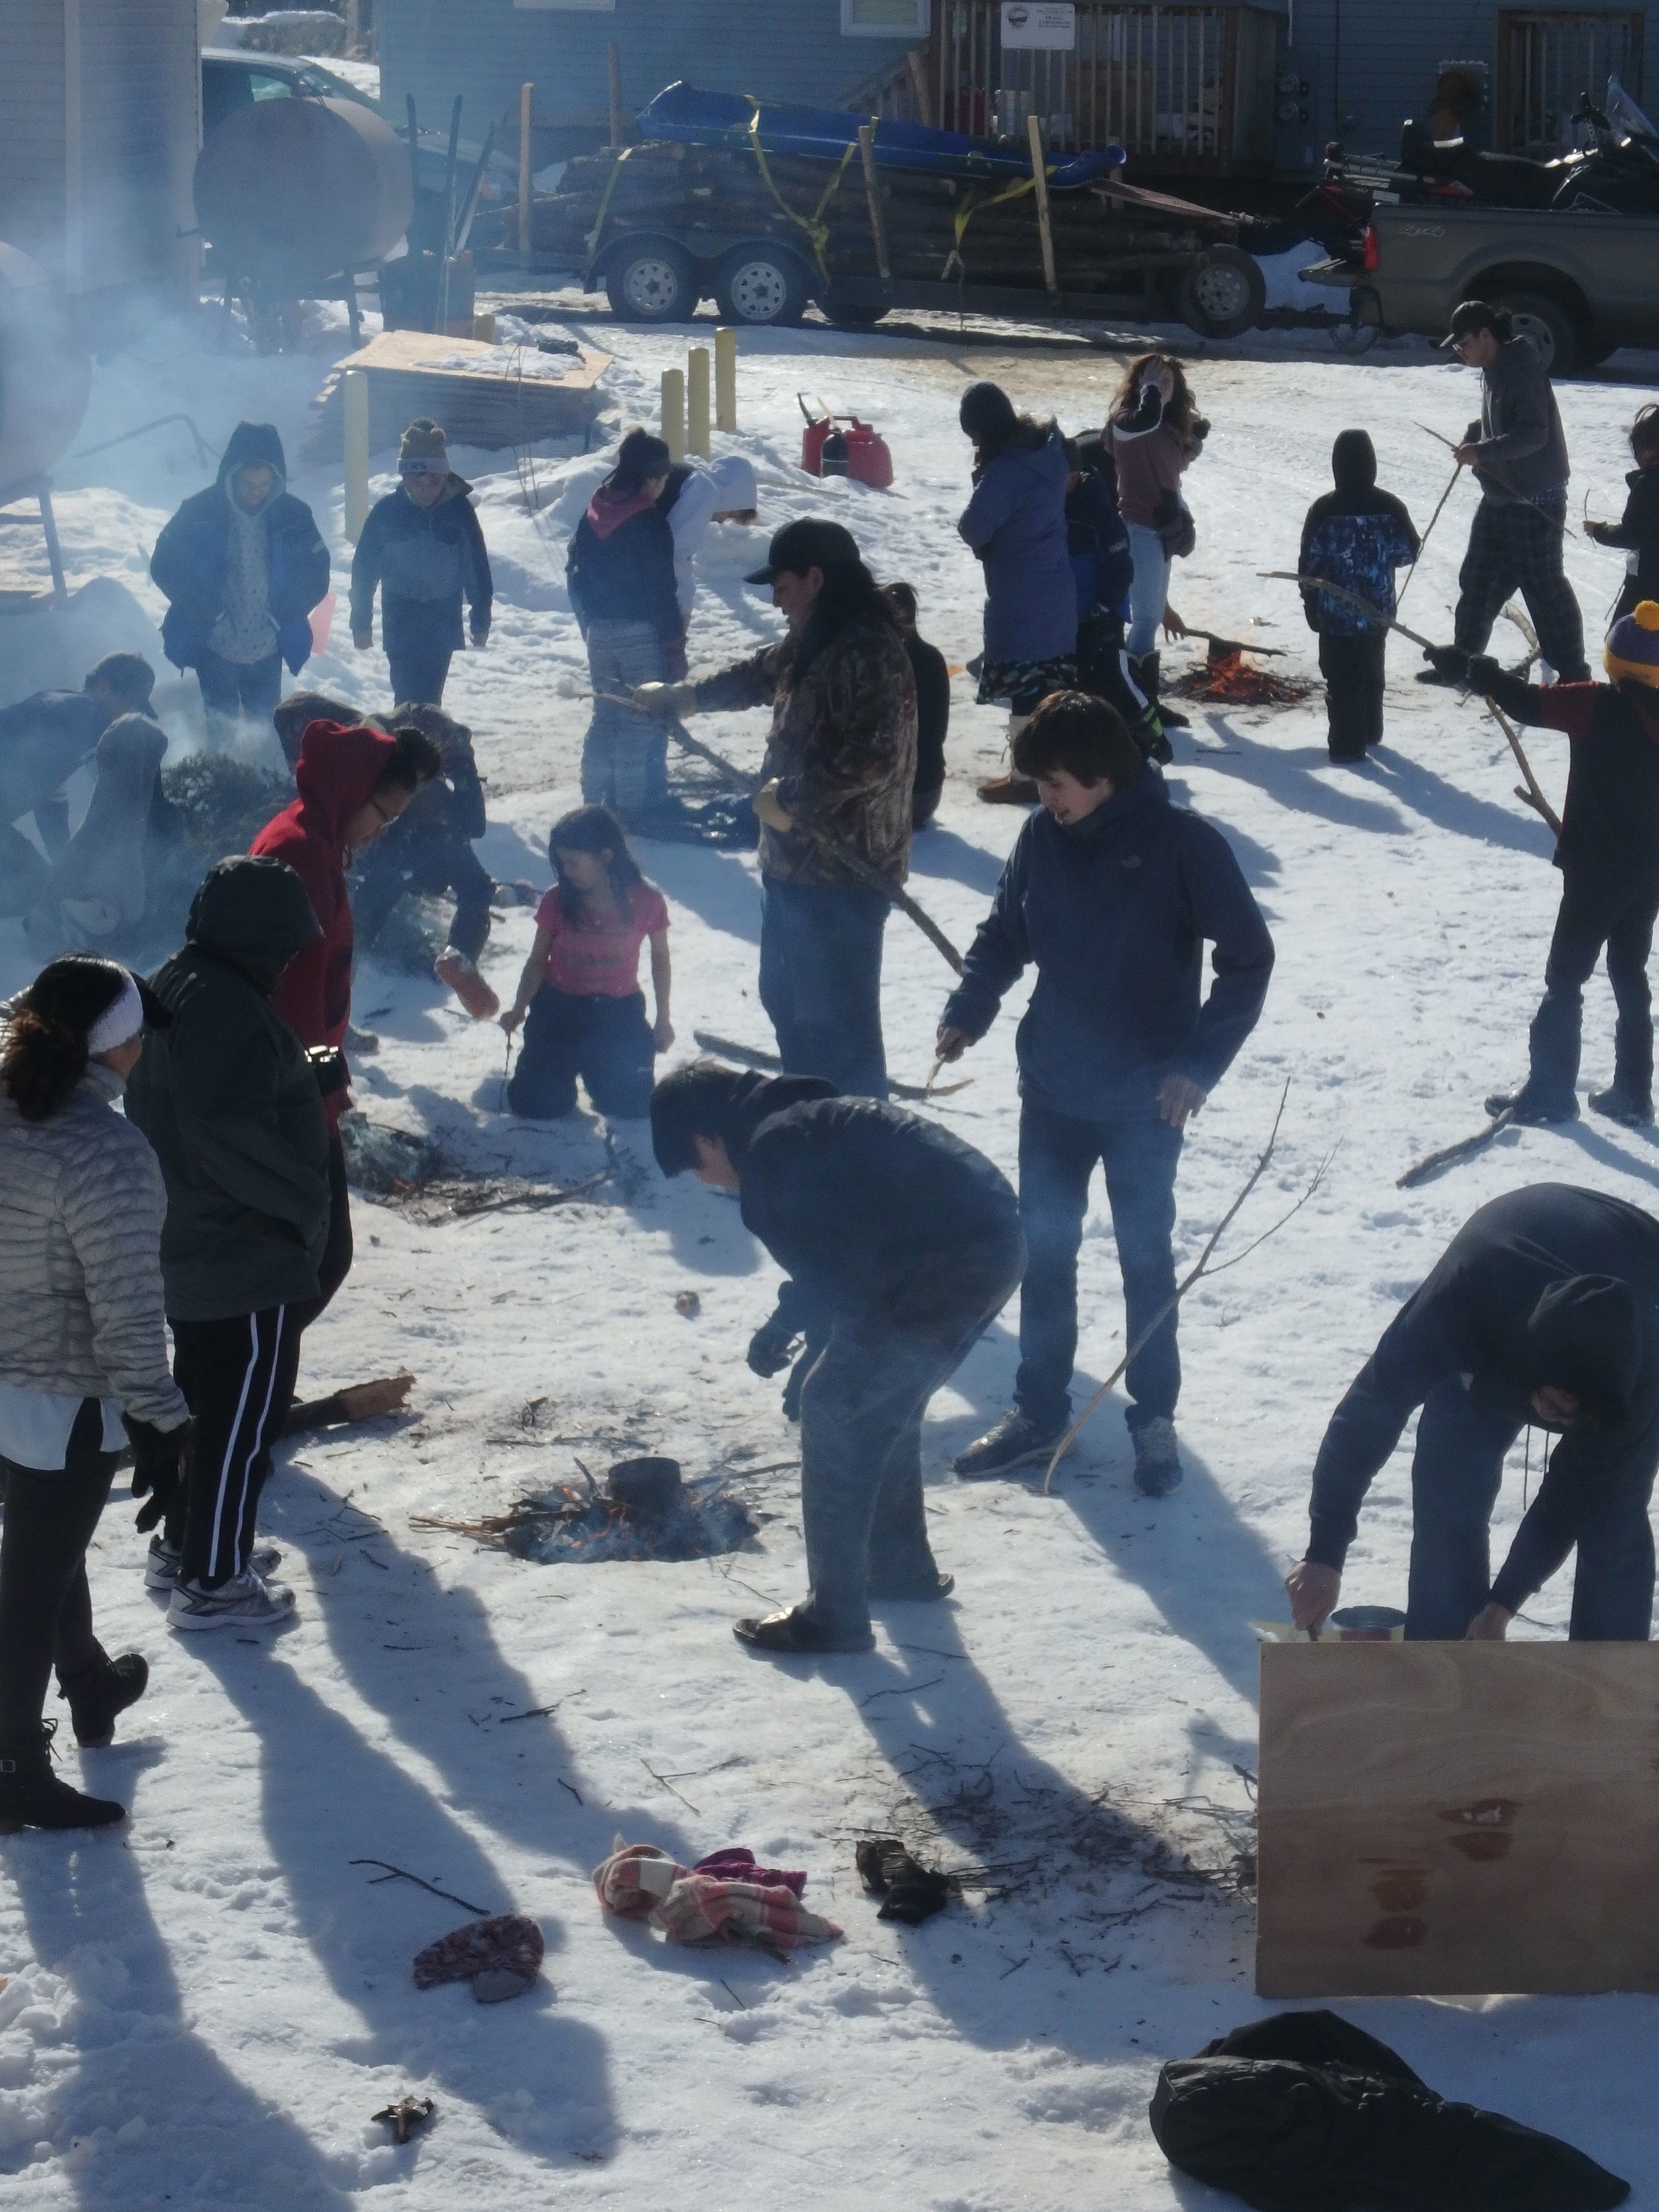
[
  {"left": 660, "top": 367, "right": 685, "bottom": 462},
  {"left": 518, "top": 82, "right": 534, "bottom": 269},
  {"left": 714, "top": 326, "right": 737, "bottom": 431},
  {"left": 687, "top": 346, "right": 711, "bottom": 457}
]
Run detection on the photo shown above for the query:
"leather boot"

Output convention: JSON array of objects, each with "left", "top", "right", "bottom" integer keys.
[
  {"left": 58, "top": 1649, "right": 149, "bottom": 1749},
  {"left": 977, "top": 712, "right": 1040, "bottom": 804},
  {"left": 0, "top": 1722, "right": 125, "bottom": 1833}
]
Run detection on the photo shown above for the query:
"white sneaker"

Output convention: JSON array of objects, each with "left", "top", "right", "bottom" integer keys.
[
  {"left": 146, "top": 1537, "right": 281, "bottom": 1592},
  {"left": 167, "top": 1570, "right": 296, "bottom": 1633}
]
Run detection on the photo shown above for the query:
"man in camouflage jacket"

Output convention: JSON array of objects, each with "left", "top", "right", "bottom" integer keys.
[{"left": 639, "top": 519, "right": 916, "bottom": 1096}]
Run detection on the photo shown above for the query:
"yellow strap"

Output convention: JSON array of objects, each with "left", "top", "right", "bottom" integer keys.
[
  {"left": 585, "top": 143, "right": 636, "bottom": 259},
  {"left": 744, "top": 98, "right": 859, "bottom": 285}
]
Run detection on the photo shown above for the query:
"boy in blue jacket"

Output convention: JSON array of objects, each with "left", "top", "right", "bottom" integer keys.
[
  {"left": 350, "top": 418, "right": 492, "bottom": 707},
  {"left": 1299, "top": 430, "right": 1419, "bottom": 762},
  {"left": 936, "top": 693, "right": 1273, "bottom": 1493}
]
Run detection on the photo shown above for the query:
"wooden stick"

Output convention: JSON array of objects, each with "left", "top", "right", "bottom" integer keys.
[
  {"left": 1026, "top": 115, "right": 1061, "bottom": 305},
  {"left": 350, "top": 1859, "right": 490, "bottom": 1917},
  {"left": 660, "top": 715, "right": 966, "bottom": 975},
  {"left": 1262, "top": 573, "right": 1561, "bottom": 832},
  {"left": 1397, "top": 458, "right": 1463, "bottom": 607},
  {"left": 857, "top": 124, "right": 892, "bottom": 288},
  {"left": 907, "top": 48, "right": 934, "bottom": 128},
  {"left": 692, "top": 1029, "right": 969, "bottom": 1103},
  {"left": 1041, "top": 1086, "right": 1296, "bottom": 1493},
  {"left": 607, "top": 42, "right": 624, "bottom": 149},
  {"left": 1398, "top": 1108, "right": 1514, "bottom": 1190},
  {"left": 1488, "top": 700, "right": 1563, "bottom": 835}
]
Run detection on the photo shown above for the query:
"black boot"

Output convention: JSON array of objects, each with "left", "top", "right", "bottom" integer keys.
[
  {"left": 0, "top": 1722, "right": 125, "bottom": 1834},
  {"left": 59, "top": 1649, "right": 149, "bottom": 1749},
  {"left": 1133, "top": 651, "right": 1188, "bottom": 729},
  {"left": 1485, "top": 1084, "right": 1579, "bottom": 1125},
  {"left": 1590, "top": 1081, "right": 1654, "bottom": 1127}
]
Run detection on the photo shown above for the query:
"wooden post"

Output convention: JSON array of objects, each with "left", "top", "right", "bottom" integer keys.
[
  {"left": 608, "top": 42, "right": 624, "bottom": 148},
  {"left": 714, "top": 325, "right": 737, "bottom": 431},
  {"left": 686, "top": 346, "right": 711, "bottom": 458},
  {"left": 906, "top": 46, "right": 934, "bottom": 127},
  {"left": 343, "top": 369, "right": 370, "bottom": 544},
  {"left": 518, "top": 82, "right": 534, "bottom": 271},
  {"left": 857, "top": 123, "right": 891, "bottom": 288},
  {"left": 1027, "top": 112, "right": 1060, "bottom": 305},
  {"left": 660, "top": 368, "right": 685, "bottom": 463}
]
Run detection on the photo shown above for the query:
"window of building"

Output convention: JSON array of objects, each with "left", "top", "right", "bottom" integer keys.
[{"left": 842, "top": 0, "right": 930, "bottom": 37}]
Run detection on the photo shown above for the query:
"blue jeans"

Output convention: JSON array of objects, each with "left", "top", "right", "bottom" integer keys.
[
  {"left": 1015, "top": 1102, "right": 1183, "bottom": 1432},
  {"left": 759, "top": 875, "right": 889, "bottom": 1099},
  {"left": 508, "top": 986, "right": 654, "bottom": 1120},
  {"left": 384, "top": 595, "right": 457, "bottom": 706},
  {"left": 798, "top": 1231, "right": 1025, "bottom": 1637},
  {"left": 581, "top": 621, "right": 671, "bottom": 825},
  {"left": 1125, "top": 522, "right": 1173, "bottom": 659},
  {"left": 1406, "top": 1376, "right": 1656, "bottom": 1640}
]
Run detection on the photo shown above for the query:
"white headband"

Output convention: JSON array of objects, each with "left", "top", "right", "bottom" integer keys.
[{"left": 86, "top": 974, "right": 144, "bottom": 1055}]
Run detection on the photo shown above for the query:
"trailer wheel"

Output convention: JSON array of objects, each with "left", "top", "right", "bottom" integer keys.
[
  {"left": 714, "top": 244, "right": 809, "bottom": 328},
  {"left": 1179, "top": 247, "right": 1266, "bottom": 340},
  {"left": 1493, "top": 291, "right": 1582, "bottom": 376},
  {"left": 603, "top": 240, "right": 700, "bottom": 325}
]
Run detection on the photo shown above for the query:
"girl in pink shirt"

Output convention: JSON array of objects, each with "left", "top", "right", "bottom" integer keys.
[{"left": 500, "top": 804, "right": 673, "bottom": 1119}]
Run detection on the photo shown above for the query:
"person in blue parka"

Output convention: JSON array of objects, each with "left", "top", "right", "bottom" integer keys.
[{"left": 150, "top": 422, "right": 329, "bottom": 746}]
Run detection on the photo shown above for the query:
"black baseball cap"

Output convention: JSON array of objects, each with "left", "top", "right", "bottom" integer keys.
[
  {"left": 744, "top": 517, "right": 862, "bottom": 586},
  {"left": 1439, "top": 299, "right": 1504, "bottom": 348}
]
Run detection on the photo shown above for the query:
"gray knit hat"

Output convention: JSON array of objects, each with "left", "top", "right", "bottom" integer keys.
[{"left": 399, "top": 417, "right": 449, "bottom": 475}]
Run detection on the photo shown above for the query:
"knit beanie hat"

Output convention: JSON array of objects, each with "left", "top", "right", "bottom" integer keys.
[
  {"left": 1605, "top": 599, "right": 1659, "bottom": 689},
  {"left": 959, "top": 380, "right": 1018, "bottom": 443},
  {"left": 399, "top": 417, "right": 449, "bottom": 475}
]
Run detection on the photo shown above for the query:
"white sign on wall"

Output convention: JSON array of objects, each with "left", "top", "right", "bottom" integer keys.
[{"left": 1000, "top": 2, "right": 1076, "bottom": 50}]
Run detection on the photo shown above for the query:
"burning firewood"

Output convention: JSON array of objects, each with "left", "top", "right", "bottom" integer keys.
[{"left": 1170, "top": 641, "right": 1310, "bottom": 707}]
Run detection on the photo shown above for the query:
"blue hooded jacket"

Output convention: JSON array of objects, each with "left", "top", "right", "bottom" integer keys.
[
  {"left": 942, "top": 769, "right": 1274, "bottom": 1119},
  {"left": 958, "top": 425, "right": 1076, "bottom": 666},
  {"left": 150, "top": 423, "right": 330, "bottom": 676}
]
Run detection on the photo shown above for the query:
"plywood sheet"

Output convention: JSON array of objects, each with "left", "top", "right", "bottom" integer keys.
[
  {"left": 1256, "top": 1641, "right": 1659, "bottom": 1998},
  {"left": 305, "top": 334, "right": 611, "bottom": 462}
]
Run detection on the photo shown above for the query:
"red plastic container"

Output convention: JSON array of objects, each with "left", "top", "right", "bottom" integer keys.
[{"left": 800, "top": 412, "right": 894, "bottom": 490}]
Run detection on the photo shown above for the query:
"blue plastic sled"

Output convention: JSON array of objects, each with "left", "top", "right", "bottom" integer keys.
[{"left": 635, "top": 81, "right": 1126, "bottom": 190}]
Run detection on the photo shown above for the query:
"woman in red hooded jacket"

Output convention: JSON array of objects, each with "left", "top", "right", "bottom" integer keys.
[{"left": 250, "top": 717, "right": 441, "bottom": 1315}]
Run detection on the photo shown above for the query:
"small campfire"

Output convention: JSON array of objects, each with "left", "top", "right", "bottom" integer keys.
[
  {"left": 413, "top": 1457, "right": 760, "bottom": 1565},
  {"left": 1171, "top": 640, "right": 1309, "bottom": 707},
  {"left": 338, "top": 1112, "right": 609, "bottom": 1222}
]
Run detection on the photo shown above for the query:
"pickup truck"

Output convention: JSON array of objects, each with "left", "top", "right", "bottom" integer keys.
[{"left": 1351, "top": 201, "right": 1659, "bottom": 374}]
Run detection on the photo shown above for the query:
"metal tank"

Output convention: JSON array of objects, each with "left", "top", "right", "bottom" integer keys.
[
  {"left": 0, "top": 244, "right": 94, "bottom": 492},
  {"left": 194, "top": 96, "right": 414, "bottom": 295}
]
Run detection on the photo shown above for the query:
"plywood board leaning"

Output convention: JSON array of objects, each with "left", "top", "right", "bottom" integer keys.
[{"left": 1256, "top": 1640, "right": 1659, "bottom": 1998}]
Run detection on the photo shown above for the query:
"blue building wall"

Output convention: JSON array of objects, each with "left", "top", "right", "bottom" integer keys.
[{"left": 380, "top": 0, "right": 924, "bottom": 153}]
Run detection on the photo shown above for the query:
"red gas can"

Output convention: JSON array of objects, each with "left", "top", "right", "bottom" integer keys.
[{"left": 800, "top": 406, "right": 893, "bottom": 490}]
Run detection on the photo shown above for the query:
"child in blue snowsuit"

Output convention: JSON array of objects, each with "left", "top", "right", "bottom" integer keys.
[{"left": 1300, "top": 430, "right": 1420, "bottom": 762}]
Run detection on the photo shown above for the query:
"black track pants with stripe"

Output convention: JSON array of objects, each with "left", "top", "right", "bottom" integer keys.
[{"left": 171, "top": 1308, "right": 303, "bottom": 1587}]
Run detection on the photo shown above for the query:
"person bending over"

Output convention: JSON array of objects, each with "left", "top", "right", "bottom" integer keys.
[
  {"left": 1287, "top": 1184, "right": 1659, "bottom": 1643},
  {"left": 0, "top": 653, "right": 156, "bottom": 916},
  {"left": 652, "top": 1061, "right": 1025, "bottom": 1656},
  {"left": 938, "top": 693, "right": 1273, "bottom": 1495}
]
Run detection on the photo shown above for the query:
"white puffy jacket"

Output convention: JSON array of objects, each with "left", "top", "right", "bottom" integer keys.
[{"left": 0, "top": 1063, "right": 187, "bottom": 1430}]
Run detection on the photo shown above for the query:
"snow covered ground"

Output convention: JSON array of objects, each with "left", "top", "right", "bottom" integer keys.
[{"left": 2, "top": 291, "right": 1658, "bottom": 2208}]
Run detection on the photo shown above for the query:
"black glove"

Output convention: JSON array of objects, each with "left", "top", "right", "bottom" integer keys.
[
  {"left": 1465, "top": 654, "right": 1506, "bottom": 695},
  {"left": 747, "top": 1315, "right": 800, "bottom": 1380},
  {"left": 1423, "top": 642, "right": 1472, "bottom": 684},
  {"left": 305, "top": 1045, "right": 349, "bottom": 1096},
  {"left": 124, "top": 1415, "right": 190, "bottom": 1534}
]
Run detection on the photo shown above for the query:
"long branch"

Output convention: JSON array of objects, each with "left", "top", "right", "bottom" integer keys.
[{"left": 1041, "top": 1084, "right": 1293, "bottom": 1493}]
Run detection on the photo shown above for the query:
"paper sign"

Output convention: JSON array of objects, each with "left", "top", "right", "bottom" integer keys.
[{"left": 1001, "top": 2, "right": 1076, "bottom": 50}]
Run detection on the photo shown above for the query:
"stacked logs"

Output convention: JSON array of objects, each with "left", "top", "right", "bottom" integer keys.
[{"left": 516, "top": 139, "right": 1233, "bottom": 293}]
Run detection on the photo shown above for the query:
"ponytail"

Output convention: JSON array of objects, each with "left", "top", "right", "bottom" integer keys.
[{"left": 1, "top": 955, "right": 131, "bottom": 1122}]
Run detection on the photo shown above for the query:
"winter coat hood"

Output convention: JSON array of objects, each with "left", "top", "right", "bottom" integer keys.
[
  {"left": 720, "top": 1071, "right": 838, "bottom": 1157},
  {"left": 706, "top": 455, "right": 758, "bottom": 511},
  {"left": 218, "top": 421, "right": 289, "bottom": 500},
  {"left": 1331, "top": 429, "right": 1378, "bottom": 495},
  {"left": 587, "top": 483, "right": 662, "bottom": 540},
  {"left": 293, "top": 719, "right": 398, "bottom": 848},
  {"left": 1524, "top": 1273, "right": 1643, "bottom": 1421},
  {"left": 186, "top": 855, "right": 323, "bottom": 994}
]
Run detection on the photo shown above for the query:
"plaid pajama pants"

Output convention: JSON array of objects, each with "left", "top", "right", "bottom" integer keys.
[{"left": 1453, "top": 494, "right": 1589, "bottom": 679}]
